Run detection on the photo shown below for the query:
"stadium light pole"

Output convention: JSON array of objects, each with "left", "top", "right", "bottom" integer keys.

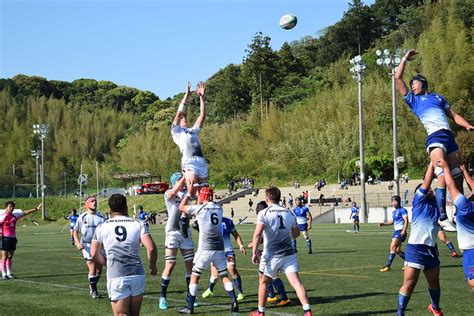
[
  {"left": 349, "top": 55, "right": 368, "bottom": 222},
  {"left": 31, "top": 150, "right": 40, "bottom": 198},
  {"left": 376, "top": 48, "right": 402, "bottom": 197},
  {"left": 33, "top": 124, "right": 49, "bottom": 220}
]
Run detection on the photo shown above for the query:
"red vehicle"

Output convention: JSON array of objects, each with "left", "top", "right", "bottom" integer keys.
[{"left": 136, "top": 182, "right": 169, "bottom": 195}]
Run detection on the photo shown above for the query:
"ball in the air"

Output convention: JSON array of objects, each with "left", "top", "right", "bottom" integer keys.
[{"left": 279, "top": 14, "right": 297, "bottom": 30}]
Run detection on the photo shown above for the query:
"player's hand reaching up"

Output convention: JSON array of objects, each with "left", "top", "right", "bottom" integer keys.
[
  {"left": 196, "top": 81, "right": 206, "bottom": 97},
  {"left": 404, "top": 49, "right": 418, "bottom": 61}
]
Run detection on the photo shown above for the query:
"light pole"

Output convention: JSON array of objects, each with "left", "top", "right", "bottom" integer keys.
[
  {"left": 31, "top": 150, "right": 40, "bottom": 198},
  {"left": 349, "top": 55, "right": 367, "bottom": 221},
  {"left": 376, "top": 48, "right": 402, "bottom": 196},
  {"left": 33, "top": 124, "right": 49, "bottom": 220}
]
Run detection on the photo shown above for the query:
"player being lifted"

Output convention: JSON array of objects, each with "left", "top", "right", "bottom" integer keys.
[
  {"left": 292, "top": 197, "right": 313, "bottom": 254},
  {"left": 395, "top": 49, "right": 474, "bottom": 232},
  {"left": 159, "top": 172, "right": 196, "bottom": 310},
  {"left": 178, "top": 186, "right": 238, "bottom": 314},
  {"left": 73, "top": 196, "right": 106, "bottom": 299}
]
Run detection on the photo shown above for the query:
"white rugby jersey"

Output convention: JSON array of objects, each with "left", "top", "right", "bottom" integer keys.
[
  {"left": 171, "top": 124, "right": 204, "bottom": 163},
  {"left": 74, "top": 211, "right": 106, "bottom": 243},
  {"left": 164, "top": 190, "right": 185, "bottom": 232},
  {"left": 188, "top": 201, "right": 224, "bottom": 251},
  {"left": 93, "top": 215, "right": 148, "bottom": 279},
  {"left": 257, "top": 203, "right": 297, "bottom": 258},
  {"left": 453, "top": 195, "right": 474, "bottom": 250}
]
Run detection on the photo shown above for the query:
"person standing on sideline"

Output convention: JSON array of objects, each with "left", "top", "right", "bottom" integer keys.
[
  {"left": 201, "top": 216, "right": 247, "bottom": 301},
  {"left": 0, "top": 201, "right": 42, "bottom": 279},
  {"left": 396, "top": 163, "right": 443, "bottom": 316},
  {"left": 292, "top": 198, "right": 313, "bottom": 254},
  {"left": 379, "top": 195, "right": 408, "bottom": 272},
  {"left": 138, "top": 206, "right": 148, "bottom": 227},
  {"left": 73, "top": 196, "right": 106, "bottom": 299},
  {"left": 65, "top": 208, "right": 79, "bottom": 245},
  {"left": 158, "top": 172, "right": 196, "bottom": 310},
  {"left": 395, "top": 49, "right": 474, "bottom": 233},
  {"left": 178, "top": 186, "right": 238, "bottom": 314},
  {"left": 350, "top": 202, "right": 360, "bottom": 233},
  {"left": 230, "top": 207, "right": 235, "bottom": 219},
  {"left": 436, "top": 160, "right": 474, "bottom": 291},
  {"left": 91, "top": 194, "right": 157, "bottom": 316},
  {"left": 250, "top": 187, "right": 312, "bottom": 316},
  {"left": 249, "top": 198, "right": 254, "bottom": 212}
]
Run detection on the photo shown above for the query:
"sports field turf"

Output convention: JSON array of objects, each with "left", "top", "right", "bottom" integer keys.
[{"left": 0, "top": 222, "right": 471, "bottom": 315}]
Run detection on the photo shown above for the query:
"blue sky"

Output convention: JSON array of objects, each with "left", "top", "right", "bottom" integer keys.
[{"left": 1, "top": 0, "right": 375, "bottom": 99}]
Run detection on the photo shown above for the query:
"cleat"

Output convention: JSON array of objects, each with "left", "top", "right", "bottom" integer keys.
[
  {"left": 249, "top": 311, "right": 265, "bottom": 316},
  {"left": 237, "top": 293, "right": 245, "bottom": 301},
  {"left": 451, "top": 251, "right": 460, "bottom": 258},
  {"left": 276, "top": 299, "right": 291, "bottom": 307},
  {"left": 428, "top": 304, "right": 443, "bottom": 316},
  {"left": 6, "top": 274, "right": 15, "bottom": 279},
  {"left": 266, "top": 296, "right": 278, "bottom": 303},
  {"left": 308, "top": 249, "right": 313, "bottom": 254},
  {"left": 193, "top": 299, "right": 199, "bottom": 307},
  {"left": 304, "top": 310, "right": 313, "bottom": 316},
  {"left": 438, "top": 219, "right": 456, "bottom": 232},
  {"left": 91, "top": 291, "right": 100, "bottom": 299},
  {"left": 2, "top": 275, "right": 9, "bottom": 280},
  {"left": 380, "top": 266, "right": 391, "bottom": 272},
  {"left": 201, "top": 288, "right": 214, "bottom": 299},
  {"left": 231, "top": 301, "right": 239, "bottom": 312},
  {"left": 179, "top": 307, "right": 193, "bottom": 314},
  {"left": 159, "top": 297, "right": 168, "bottom": 310}
]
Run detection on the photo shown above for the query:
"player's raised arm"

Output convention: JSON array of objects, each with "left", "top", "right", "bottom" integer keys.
[
  {"left": 173, "top": 81, "right": 192, "bottom": 126},
  {"left": 460, "top": 165, "right": 474, "bottom": 191},
  {"left": 22, "top": 203, "right": 42, "bottom": 216},
  {"left": 394, "top": 49, "right": 418, "bottom": 97},
  {"left": 194, "top": 81, "right": 206, "bottom": 128},
  {"left": 445, "top": 107, "right": 474, "bottom": 131},
  {"left": 421, "top": 162, "right": 435, "bottom": 191}
]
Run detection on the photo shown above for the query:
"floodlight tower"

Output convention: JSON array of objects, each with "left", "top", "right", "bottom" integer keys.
[{"left": 33, "top": 124, "right": 49, "bottom": 220}]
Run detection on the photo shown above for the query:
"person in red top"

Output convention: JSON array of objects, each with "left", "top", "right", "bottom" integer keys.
[{"left": 0, "top": 201, "right": 42, "bottom": 279}]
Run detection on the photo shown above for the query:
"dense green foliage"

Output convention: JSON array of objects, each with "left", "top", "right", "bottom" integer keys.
[{"left": 1, "top": 0, "right": 472, "bottom": 194}]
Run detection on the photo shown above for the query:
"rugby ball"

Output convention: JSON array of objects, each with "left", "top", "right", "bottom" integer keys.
[{"left": 279, "top": 14, "right": 297, "bottom": 30}]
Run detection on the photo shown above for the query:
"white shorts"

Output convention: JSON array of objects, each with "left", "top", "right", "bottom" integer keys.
[
  {"left": 82, "top": 243, "right": 93, "bottom": 260},
  {"left": 193, "top": 250, "right": 227, "bottom": 274},
  {"left": 165, "top": 230, "right": 195, "bottom": 250},
  {"left": 107, "top": 275, "right": 146, "bottom": 301},
  {"left": 182, "top": 156, "right": 208, "bottom": 179},
  {"left": 259, "top": 254, "right": 299, "bottom": 279}
]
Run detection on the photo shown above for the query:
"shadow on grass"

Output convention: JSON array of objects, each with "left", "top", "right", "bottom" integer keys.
[
  {"left": 313, "top": 250, "right": 358, "bottom": 254},
  {"left": 308, "top": 292, "right": 385, "bottom": 305},
  {"left": 22, "top": 272, "right": 84, "bottom": 278},
  {"left": 339, "top": 309, "right": 398, "bottom": 315}
]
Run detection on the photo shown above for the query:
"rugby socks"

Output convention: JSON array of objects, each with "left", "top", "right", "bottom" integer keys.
[
  {"left": 88, "top": 275, "right": 99, "bottom": 293},
  {"left": 306, "top": 239, "right": 312, "bottom": 252},
  {"left": 435, "top": 188, "right": 447, "bottom": 220},
  {"left": 446, "top": 242, "right": 456, "bottom": 253},
  {"left": 303, "top": 304, "right": 311, "bottom": 312},
  {"left": 428, "top": 288, "right": 441, "bottom": 310},
  {"left": 267, "top": 282, "right": 276, "bottom": 298},
  {"left": 185, "top": 273, "right": 191, "bottom": 290},
  {"left": 161, "top": 276, "right": 171, "bottom": 298},
  {"left": 273, "top": 278, "right": 288, "bottom": 300},
  {"left": 258, "top": 306, "right": 265, "bottom": 313},
  {"left": 356, "top": 223, "right": 360, "bottom": 232},
  {"left": 292, "top": 239, "right": 297, "bottom": 252},
  {"left": 0, "top": 259, "right": 5, "bottom": 276},
  {"left": 186, "top": 283, "right": 198, "bottom": 311},
  {"left": 397, "top": 292, "right": 411, "bottom": 314},
  {"left": 385, "top": 252, "right": 396, "bottom": 267},
  {"left": 233, "top": 276, "right": 243, "bottom": 294},
  {"left": 208, "top": 276, "right": 218, "bottom": 291},
  {"left": 5, "top": 258, "right": 12, "bottom": 275},
  {"left": 224, "top": 281, "right": 236, "bottom": 302},
  {"left": 353, "top": 224, "right": 357, "bottom": 232}
]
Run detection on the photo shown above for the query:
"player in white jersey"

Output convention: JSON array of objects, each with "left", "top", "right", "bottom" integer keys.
[
  {"left": 396, "top": 164, "right": 443, "bottom": 316},
  {"left": 159, "top": 172, "right": 196, "bottom": 310},
  {"left": 379, "top": 195, "right": 409, "bottom": 272},
  {"left": 91, "top": 194, "right": 157, "bottom": 316},
  {"left": 171, "top": 81, "right": 208, "bottom": 198},
  {"left": 178, "top": 186, "right": 238, "bottom": 314},
  {"left": 250, "top": 186, "right": 312, "bottom": 316},
  {"left": 395, "top": 49, "right": 474, "bottom": 232},
  {"left": 437, "top": 160, "right": 474, "bottom": 292},
  {"left": 73, "top": 196, "right": 106, "bottom": 299}
]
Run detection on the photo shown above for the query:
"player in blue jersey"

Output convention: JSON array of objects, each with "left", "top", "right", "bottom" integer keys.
[
  {"left": 379, "top": 195, "right": 409, "bottom": 272},
  {"left": 395, "top": 49, "right": 474, "bottom": 233},
  {"left": 292, "top": 198, "right": 313, "bottom": 254},
  {"left": 201, "top": 216, "right": 246, "bottom": 301},
  {"left": 396, "top": 163, "right": 443, "bottom": 316},
  {"left": 65, "top": 208, "right": 79, "bottom": 245},
  {"left": 350, "top": 202, "right": 360, "bottom": 233},
  {"left": 437, "top": 160, "right": 474, "bottom": 292}
]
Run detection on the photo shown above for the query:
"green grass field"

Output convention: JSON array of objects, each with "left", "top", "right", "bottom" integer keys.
[{"left": 0, "top": 222, "right": 470, "bottom": 315}]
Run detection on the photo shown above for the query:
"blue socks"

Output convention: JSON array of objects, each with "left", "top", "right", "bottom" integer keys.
[
  {"left": 397, "top": 292, "right": 411, "bottom": 315},
  {"left": 233, "top": 276, "right": 243, "bottom": 294},
  {"left": 428, "top": 288, "right": 441, "bottom": 310},
  {"left": 273, "top": 278, "right": 288, "bottom": 300},
  {"left": 386, "top": 252, "right": 396, "bottom": 267},
  {"left": 446, "top": 242, "right": 456, "bottom": 253},
  {"left": 267, "top": 282, "right": 276, "bottom": 298},
  {"left": 160, "top": 277, "right": 171, "bottom": 298},
  {"left": 435, "top": 188, "right": 447, "bottom": 220}
]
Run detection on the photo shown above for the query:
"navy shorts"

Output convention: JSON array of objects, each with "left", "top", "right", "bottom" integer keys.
[
  {"left": 426, "top": 129, "right": 459, "bottom": 155},
  {"left": 462, "top": 248, "right": 474, "bottom": 280},
  {"left": 392, "top": 229, "right": 407, "bottom": 242},
  {"left": 405, "top": 244, "right": 440, "bottom": 270},
  {"left": 225, "top": 250, "right": 236, "bottom": 258},
  {"left": 1, "top": 237, "right": 17, "bottom": 251},
  {"left": 297, "top": 223, "right": 308, "bottom": 231},
  {"left": 352, "top": 216, "right": 359, "bottom": 222}
]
